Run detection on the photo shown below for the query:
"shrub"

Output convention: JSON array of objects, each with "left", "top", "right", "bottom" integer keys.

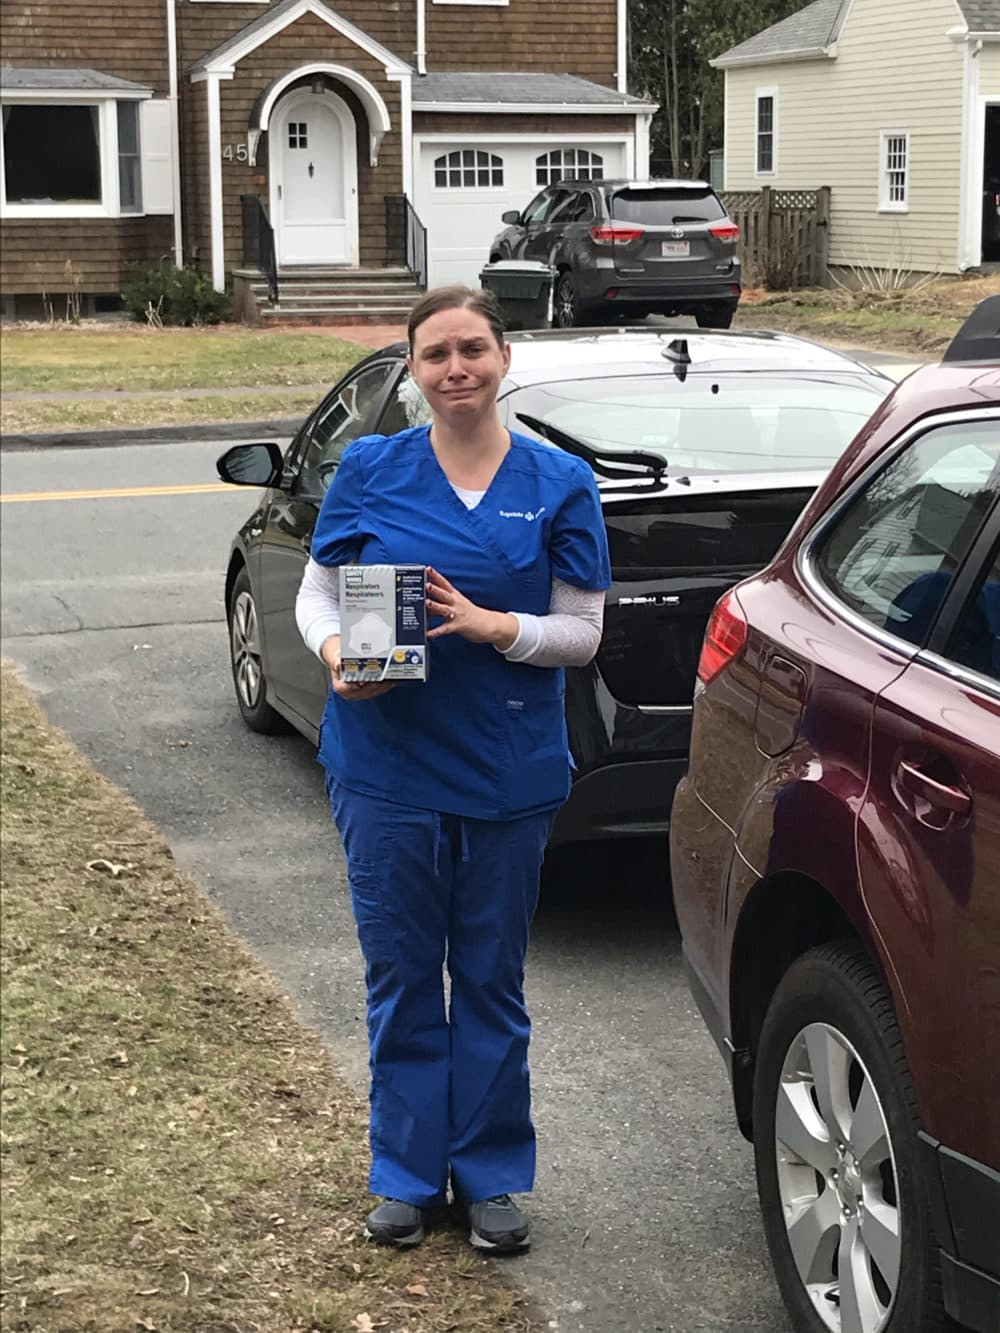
[{"left": 121, "top": 262, "right": 231, "bottom": 326}]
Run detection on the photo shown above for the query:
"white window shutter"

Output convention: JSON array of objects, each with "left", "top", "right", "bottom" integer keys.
[{"left": 140, "top": 100, "right": 174, "bottom": 215}]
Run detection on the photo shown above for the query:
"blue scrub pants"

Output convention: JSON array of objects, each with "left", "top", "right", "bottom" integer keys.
[{"left": 329, "top": 778, "right": 553, "bottom": 1207}]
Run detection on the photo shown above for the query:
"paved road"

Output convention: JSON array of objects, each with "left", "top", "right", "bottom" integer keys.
[{"left": 1, "top": 356, "right": 918, "bottom": 1331}]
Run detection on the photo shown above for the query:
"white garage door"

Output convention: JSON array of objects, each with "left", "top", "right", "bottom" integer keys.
[{"left": 413, "top": 140, "right": 629, "bottom": 288}]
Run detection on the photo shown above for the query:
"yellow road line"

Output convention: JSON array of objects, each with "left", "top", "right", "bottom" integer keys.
[{"left": 0, "top": 482, "right": 258, "bottom": 504}]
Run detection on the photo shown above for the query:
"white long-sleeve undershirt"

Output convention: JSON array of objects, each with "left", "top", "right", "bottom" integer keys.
[{"left": 294, "top": 484, "right": 605, "bottom": 670}]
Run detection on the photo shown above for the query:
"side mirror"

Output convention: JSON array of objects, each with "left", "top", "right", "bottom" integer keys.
[
  {"left": 216, "top": 441, "right": 285, "bottom": 488},
  {"left": 502, "top": 209, "right": 521, "bottom": 225}
]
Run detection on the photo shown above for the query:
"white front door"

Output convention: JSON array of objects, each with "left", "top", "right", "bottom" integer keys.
[{"left": 272, "top": 91, "right": 357, "bottom": 267}]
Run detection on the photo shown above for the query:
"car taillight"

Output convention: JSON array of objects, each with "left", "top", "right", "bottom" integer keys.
[
  {"left": 709, "top": 222, "right": 740, "bottom": 242},
  {"left": 590, "top": 224, "right": 645, "bottom": 244},
  {"left": 697, "top": 590, "right": 748, "bottom": 685}
]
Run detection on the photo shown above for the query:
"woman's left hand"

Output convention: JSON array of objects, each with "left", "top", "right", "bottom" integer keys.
[{"left": 426, "top": 566, "right": 519, "bottom": 650}]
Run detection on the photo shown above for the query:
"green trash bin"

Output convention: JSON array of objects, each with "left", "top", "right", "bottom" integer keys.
[{"left": 479, "top": 260, "right": 555, "bottom": 331}]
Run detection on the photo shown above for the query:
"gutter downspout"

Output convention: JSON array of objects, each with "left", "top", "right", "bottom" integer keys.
[
  {"left": 166, "top": 0, "right": 184, "bottom": 265},
  {"left": 416, "top": 0, "right": 427, "bottom": 76},
  {"left": 617, "top": 0, "right": 627, "bottom": 92}
]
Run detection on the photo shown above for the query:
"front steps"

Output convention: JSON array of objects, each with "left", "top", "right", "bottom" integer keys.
[{"left": 232, "top": 266, "right": 422, "bottom": 326}]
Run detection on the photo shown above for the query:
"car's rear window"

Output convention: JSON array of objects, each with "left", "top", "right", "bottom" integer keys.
[
  {"left": 505, "top": 374, "right": 888, "bottom": 475},
  {"left": 610, "top": 187, "right": 725, "bottom": 225}
]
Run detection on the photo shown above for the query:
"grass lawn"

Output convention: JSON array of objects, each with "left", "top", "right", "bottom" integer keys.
[
  {"left": 0, "top": 326, "right": 367, "bottom": 394},
  {"left": 2, "top": 273, "right": 995, "bottom": 436},
  {"left": 0, "top": 663, "right": 541, "bottom": 1333},
  {"left": 1, "top": 389, "right": 320, "bottom": 436}
]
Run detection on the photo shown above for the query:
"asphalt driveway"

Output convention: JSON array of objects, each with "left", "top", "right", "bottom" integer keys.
[{"left": 1, "top": 435, "right": 793, "bottom": 1332}]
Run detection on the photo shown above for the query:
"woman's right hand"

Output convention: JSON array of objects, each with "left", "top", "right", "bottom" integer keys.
[{"left": 321, "top": 634, "right": 397, "bottom": 701}]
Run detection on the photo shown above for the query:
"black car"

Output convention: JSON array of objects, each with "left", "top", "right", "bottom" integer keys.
[
  {"left": 218, "top": 328, "right": 891, "bottom": 848},
  {"left": 489, "top": 178, "right": 742, "bottom": 329}
]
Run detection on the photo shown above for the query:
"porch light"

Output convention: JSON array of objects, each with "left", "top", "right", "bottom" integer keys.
[{"left": 310, "top": 75, "right": 325, "bottom": 95}]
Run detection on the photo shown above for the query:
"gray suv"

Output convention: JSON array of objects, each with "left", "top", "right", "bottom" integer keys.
[{"left": 489, "top": 178, "right": 742, "bottom": 329}]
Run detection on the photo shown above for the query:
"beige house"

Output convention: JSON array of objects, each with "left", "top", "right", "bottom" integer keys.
[{"left": 713, "top": 0, "right": 1000, "bottom": 276}]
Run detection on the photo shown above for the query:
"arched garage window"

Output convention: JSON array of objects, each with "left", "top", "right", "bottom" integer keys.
[
  {"left": 535, "top": 148, "right": 604, "bottom": 186},
  {"left": 434, "top": 149, "right": 504, "bottom": 189}
]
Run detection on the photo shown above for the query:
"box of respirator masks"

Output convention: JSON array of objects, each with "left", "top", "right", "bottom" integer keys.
[{"left": 339, "top": 564, "right": 429, "bottom": 683}]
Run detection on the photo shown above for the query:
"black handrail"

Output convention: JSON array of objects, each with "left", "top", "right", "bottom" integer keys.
[
  {"left": 240, "top": 194, "right": 279, "bottom": 304},
  {"left": 385, "top": 194, "right": 428, "bottom": 291}
]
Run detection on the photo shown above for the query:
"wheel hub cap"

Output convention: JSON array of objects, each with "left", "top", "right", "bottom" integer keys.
[{"left": 834, "top": 1149, "right": 863, "bottom": 1214}]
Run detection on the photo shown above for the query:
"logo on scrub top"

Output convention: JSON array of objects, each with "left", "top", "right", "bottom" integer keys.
[{"left": 499, "top": 506, "right": 546, "bottom": 521}]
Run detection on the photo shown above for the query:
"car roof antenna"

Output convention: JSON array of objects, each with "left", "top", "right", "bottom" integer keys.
[{"left": 662, "top": 337, "right": 691, "bottom": 381}]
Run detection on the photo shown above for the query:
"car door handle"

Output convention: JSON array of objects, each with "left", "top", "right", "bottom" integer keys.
[{"left": 896, "top": 761, "right": 971, "bottom": 816}]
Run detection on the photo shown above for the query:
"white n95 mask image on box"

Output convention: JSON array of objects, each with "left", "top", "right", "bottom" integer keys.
[
  {"left": 349, "top": 611, "right": 392, "bottom": 658},
  {"left": 339, "top": 564, "right": 429, "bottom": 683}
]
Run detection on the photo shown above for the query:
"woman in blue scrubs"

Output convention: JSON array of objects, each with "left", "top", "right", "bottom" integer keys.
[{"left": 295, "top": 286, "right": 611, "bottom": 1252}]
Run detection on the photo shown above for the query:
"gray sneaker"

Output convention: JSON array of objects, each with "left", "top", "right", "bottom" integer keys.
[
  {"left": 364, "top": 1198, "right": 425, "bottom": 1247},
  {"left": 467, "top": 1194, "right": 530, "bottom": 1252}
]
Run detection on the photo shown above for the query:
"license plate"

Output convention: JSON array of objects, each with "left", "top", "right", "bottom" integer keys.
[{"left": 661, "top": 240, "right": 690, "bottom": 257}]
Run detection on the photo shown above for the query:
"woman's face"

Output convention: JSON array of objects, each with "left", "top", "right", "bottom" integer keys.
[{"left": 407, "top": 307, "right": 511, "bottom": 428}]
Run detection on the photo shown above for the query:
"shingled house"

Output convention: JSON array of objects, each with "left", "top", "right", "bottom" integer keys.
[
  {"left": 0, "top": 0, "right": 653, "bottom": 319},
  {"left": 713, "top": 0, "right": 1000, "bottom": 277}
]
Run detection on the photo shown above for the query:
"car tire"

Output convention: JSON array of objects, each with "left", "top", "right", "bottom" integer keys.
[
  {"left": 695, "top": 306, "right": 736, "bottom": 329},
  {"left": 753, "top": 943, "right": 952, "bottom": 1333},
  {"left": 554, "top": 273, "right": 581, "bottom": 328},
  {"left": 227, "top": 566, "right": 286, "bottom": 735}
]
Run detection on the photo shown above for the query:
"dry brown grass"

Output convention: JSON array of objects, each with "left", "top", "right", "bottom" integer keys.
[
  {"left": 738, "top": 274, "right": 1000, "bottom": 356},
  {"left": 0, "top": 663, "right": 542, "bottom": 1333}
]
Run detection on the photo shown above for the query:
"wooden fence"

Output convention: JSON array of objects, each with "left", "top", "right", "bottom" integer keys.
[{"left": 719, "top": 186, "right": 831, "bottom": 288}]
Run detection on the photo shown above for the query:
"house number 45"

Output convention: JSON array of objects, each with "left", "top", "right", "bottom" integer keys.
[{"left": 222, "top": 144, "right": 249, "bottom": 162}]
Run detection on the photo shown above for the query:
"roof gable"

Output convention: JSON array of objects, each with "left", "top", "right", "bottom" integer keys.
[
  {"left": 191, "top": 0, "right": 411, "bottom": 77},
  {"left": 712, "top": 0, "right": 850, "bottom": 68},
  {"left": 955, "top": 0, "right": 1000, "bottom": 30}
]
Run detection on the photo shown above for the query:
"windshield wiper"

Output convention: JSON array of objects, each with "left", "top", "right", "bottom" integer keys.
[{"left": 515, "top": 413, "right": 668, "bottom": 485}]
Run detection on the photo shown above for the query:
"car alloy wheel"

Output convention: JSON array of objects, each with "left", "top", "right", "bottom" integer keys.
[
  {"left": 774, "top": 1022, "right": 899, "bottom": 1333},
  {"left": 555, "top": 274, "right": 579, "bottom": 328},
  {"left": 231, "top": 589, "right": 263, "bottom": 709},
  {"left": 753, "top": 946, "right": 951, "bottom": 1333},
  {"left": 227, "top": 567, "right": 284, "bottom": 734}
]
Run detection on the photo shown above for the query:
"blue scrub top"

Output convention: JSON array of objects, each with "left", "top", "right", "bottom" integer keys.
[{"left": 311, "top": 425, "right": 612, "bottom": 821}]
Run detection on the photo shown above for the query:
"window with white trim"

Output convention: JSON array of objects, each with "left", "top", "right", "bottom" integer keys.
[
  {"left": 117, "top": 101, "right": 142, "bottom": 213},
  {"left": 1, "top": 96, "right": 155, "bottom": 218},
  {"left": 535, "top": 148, "right": 604, "bottom": 186},
  {"left": 756, "top": 91, "right": 775, "bottom": 174},
  {"left": 433, "top": 149, "right": 504, "bottom": 189},
  {"left": 3, "top": 104, "right": 103, "bottom": 204},
  {"left": 879, "top": 130, "right": 909, "bottom": 211}
]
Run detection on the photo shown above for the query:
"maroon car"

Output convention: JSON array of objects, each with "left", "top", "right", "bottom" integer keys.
[{"left": 670, "top": 308, "right": 1000, "bottom": 1333}]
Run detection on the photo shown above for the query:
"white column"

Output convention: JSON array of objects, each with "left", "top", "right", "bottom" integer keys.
[
  {"left": 959, "top": 40, "right": 982, "bottom": 271},
  {"left": 207, "top": 73, "right": 225, "bottom": 291},
  {"left": 166, "top": 0, "right": 183, "bottom": 265},
  {"left": 635, "top": 113, "right": 652, "bottom": 180},
  {"left": 399, "top": 74, "right": 413, "bottom": 199}
]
